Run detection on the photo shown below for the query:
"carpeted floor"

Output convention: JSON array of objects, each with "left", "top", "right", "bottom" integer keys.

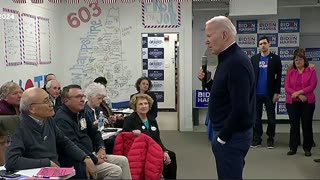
[{"left": 161, "top": 131, "right": 320, "bottom": 179}]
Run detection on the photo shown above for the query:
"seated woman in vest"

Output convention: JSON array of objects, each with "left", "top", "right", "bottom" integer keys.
[
  {"left": 123, "top": 94, "right": 177, "bottom": 179},
  {"left": 94, "top": 77, "right": 124, "bottom": 128},
  {"left": 130, "top": 77, "right": 158, "bottom": 120}
]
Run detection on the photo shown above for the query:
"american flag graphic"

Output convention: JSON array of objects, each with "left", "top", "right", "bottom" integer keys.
[
  {"left": 84, "top": 0, "right": 98, "bottom": 3},
  {"left": 31, "top": 0, "right": 43, "bottom": 3},
  {"left": 102, "top": 0, "right": 117, "bottom": 3},
  {"left": 65, "top": 0, "right": 80, "bottom": 3},
  {"left": 11, "top": 0, "right": 26, "bottom": 3},
  {"left": 140, "top": 0, "right": 152, "bottom": 3},
  {"left": 48, "top": 0, "right": 62, "bottom": 3},
  {"left": 157, "top": 0, "right": 170, "bottom": 2},
  {"left": 121, "top": 0, "right": 135, "bottom": 2}
]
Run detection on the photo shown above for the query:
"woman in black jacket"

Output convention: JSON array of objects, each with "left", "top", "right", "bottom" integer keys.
[{"left": 123, "top": 93, "right": 176, "bottom": 179}]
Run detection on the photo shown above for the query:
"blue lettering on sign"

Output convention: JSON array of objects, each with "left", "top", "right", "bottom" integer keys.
[
  {"left": 145, "top": 1, "right": 178, "bottom": 25},
  {"left": 195, "top": 90, "right": 210, "bottom": 107}
]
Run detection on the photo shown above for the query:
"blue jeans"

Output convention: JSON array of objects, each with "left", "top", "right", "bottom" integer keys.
[{"left": 211, "top": 128, "right": 252, "bottom": 180}]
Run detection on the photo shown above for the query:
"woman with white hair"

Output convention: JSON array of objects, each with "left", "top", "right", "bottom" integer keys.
[{"left": 83, "top": 83, "right": 107, "bottom": 127}]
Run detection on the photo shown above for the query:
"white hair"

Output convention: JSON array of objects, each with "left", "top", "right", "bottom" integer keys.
[
  {"left": 45, "top": 79, "right": 60, "bottom": 91},
  {"left": 0, "top": 81, "right": 20, "bottom": 100},
  {"left": 19, "top": 94, "right": 33, "bottom": 114},
  {"left": 206, "top": 15, "right": 237, "bottom": 40},
  {"left": 84, "top": 83, "right": 107, "bottom": 99}
]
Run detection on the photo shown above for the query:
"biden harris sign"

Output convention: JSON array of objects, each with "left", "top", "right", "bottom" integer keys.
[{"left": 195, "top": 90, "right": 210, "bottom": 108}]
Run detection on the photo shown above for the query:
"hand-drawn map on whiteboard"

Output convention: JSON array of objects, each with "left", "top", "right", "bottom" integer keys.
[{"left": 70, "top": 7, "right": 132, "bottom": 102}]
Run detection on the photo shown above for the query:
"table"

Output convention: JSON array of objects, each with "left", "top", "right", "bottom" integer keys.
[
  {"left": 0, "top": 166, "right": 75, "bottom": 179},
  {"left": 0, "top": 166, "right": 40, "bottom": 178}
]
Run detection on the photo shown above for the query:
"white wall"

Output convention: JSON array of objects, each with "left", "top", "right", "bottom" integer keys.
[
  {"left": 0, "top": 2, "right": 63, "bottom": 88},
  {"left": 0, "top": 1, "right": 193, "bottom": 131},
  {"left": 59, "top": 1, "right": 193, "bottom": 131}
]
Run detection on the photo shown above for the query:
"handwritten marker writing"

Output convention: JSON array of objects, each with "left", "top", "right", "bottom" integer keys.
[{"left": 33, "top": 175, "right": 50, "bottom": 178}]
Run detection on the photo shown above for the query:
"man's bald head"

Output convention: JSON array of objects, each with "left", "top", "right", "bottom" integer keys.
[{"left": 20, "top": 88, "right": 54, "bottom": 119}]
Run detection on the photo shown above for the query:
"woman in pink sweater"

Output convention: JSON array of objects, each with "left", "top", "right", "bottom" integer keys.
[{"left": 285, "top": 49, "right": 318, "bottom": 157}]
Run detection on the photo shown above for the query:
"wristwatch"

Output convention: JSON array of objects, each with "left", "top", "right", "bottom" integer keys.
[
  {"left": 83, "top": 155, "right": 91, "bottom": 161},
  {"left": 99, "top": 146, "right": 106, "bottom": 151}
]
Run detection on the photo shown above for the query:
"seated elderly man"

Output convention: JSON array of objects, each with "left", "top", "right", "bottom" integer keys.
[
  {"left": 0, "top": 81, "right": 23, "bottom": 115},
  {"left": 46, "top": 79, "right": 62, "bottom": 112},
  {"left": 54, "top": 85, "right": 131, "bottom": 179},
  {"left": 5, "top": 88, "right": 97, "bottom": 179},
  {"left": 42, "top": 73, "right": 56, "bottom": 91}
]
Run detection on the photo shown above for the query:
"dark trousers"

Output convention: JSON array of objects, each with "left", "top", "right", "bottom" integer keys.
[
  {"left": 211, "top": 129, "right": 252, "bottom": 180},
  {"left": 253, "top": 95, "right": 276, "bottom": 141},
  {"left": 286, "top": 102, "right": 315, "bottom": 152},
  {"left": 163, "top": 150, "right": 177, "bottom": 179}
]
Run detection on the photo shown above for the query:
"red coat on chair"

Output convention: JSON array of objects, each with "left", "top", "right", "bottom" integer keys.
[{"left": 113, "top": 132, "right": 164, "bottom": 180}]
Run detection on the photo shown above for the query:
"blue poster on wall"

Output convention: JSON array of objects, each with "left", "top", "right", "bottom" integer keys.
[
  {"left": 148, "top": 70, "right": 164, "bottom": 80},
  {"left": 153, "top": 91, "right": 164, "bottom": 102},
  {"left": 148, "top": 48, "right": 164, "bottom": 59},
  {"left": 195, "top": 90, "right": 210, "bottom": 108},
  {"left": 277, "top": 101, "right": 288, "bottom": 115},
  {"left": 305, "top": 48, "right": 320, "bottom": 61},
  {"left": 236, "top": 20, "right": 257, "bottom": 34},
  {"left": 278, "top": 19, "right": 300, "bottom": 33},
  {"left": 242, "top": 48, "right": 257, "bottom": 58},
  {"left": 279, "top": 47, "right": 298, "bottom": 61}
]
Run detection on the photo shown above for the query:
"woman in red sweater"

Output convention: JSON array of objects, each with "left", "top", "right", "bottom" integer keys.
[{"left": 285, "top": 49, "right": 318, "bottom": 157}]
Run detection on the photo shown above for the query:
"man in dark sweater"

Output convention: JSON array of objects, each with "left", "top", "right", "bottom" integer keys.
[
  {"left": 198, "top": 16, "right": 255, "bottom": 179},
  {"left": 5, "top": 88, "right": 97, "bottom": 179},
  {"left": 54, "top": 85, "right": 131, "bottom": 179}
]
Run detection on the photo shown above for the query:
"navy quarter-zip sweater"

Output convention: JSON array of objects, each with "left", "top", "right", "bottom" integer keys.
[{"left": 206, "top": 43, "right": 256, "bottom": 141}]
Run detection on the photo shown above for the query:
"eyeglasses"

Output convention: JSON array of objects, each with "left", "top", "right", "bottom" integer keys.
[
  {"left": 0, "top": 135, "right": 12, "bottom": 146},
  {"left": 67, "top": 94, "right": 86, "bottom": 99},
  {"left": 31, "top": 98, "right": 53, "bottom": 106}
]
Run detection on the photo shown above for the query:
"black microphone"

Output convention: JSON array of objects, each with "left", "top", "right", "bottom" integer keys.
[{"left": 202, "top": 56, "right": 207, "bottom": 90}]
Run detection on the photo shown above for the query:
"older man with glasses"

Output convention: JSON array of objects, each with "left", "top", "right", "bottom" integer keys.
[{"left": 4, "top": 88, "right": 97, "bottom": 179}]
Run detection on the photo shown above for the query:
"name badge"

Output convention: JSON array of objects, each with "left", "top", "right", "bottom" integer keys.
[
  {"left": 151, "top": 126, "right": 157, "bottom": 131},
  {"left": 142, "top": 125, "right": 146, "bottom": 129},
  {"left": 80, "top": 118, "right": 87, "bottom": 130}
]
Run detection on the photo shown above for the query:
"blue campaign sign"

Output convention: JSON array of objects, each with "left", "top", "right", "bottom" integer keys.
[
  {"left": 148, "top": 48, "right": 164, "bottom": 59},
  {"left": 279, "top": 47, "right": 298, "bottom": 61},
  {"left": 242, "top": 48, "right": 257, "bottom": 58},
  {"left": 306, "top": 48, "right": 320, "bottom": 61},
  {"left": 278, "top": 19, "right": 300, "bottom": 33},
  {"left": 237, "top": 20, "right": 257, "bottom": 34},
  {"left": 195, "top": 90, "right": 210, "bottom": 107},
  {"left": 277, "top": 101, "right": 288, "bottom": 115}
]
